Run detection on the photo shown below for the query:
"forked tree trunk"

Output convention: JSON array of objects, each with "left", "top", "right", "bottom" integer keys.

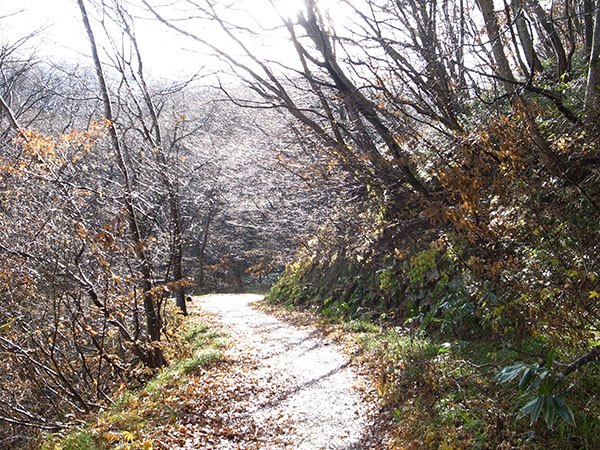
[
  {"left": 476, "top": 0, "right": 517, "bottom": 95},
  {"left": 476, "top": 0, "right": 563, "bottom": 176},
  {"left": 511, "top": 0, "right": 543, "bottom": 76},
  {"left": 526, "top": 0, "right": 568, "bottom": 79},
  {"left": 110, "top": 1, "right": 189, "bottom": 316}
]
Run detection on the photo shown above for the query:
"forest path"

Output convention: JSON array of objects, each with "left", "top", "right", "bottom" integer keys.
[{"left": 193, "top": 293, "right": 378, "bottom": 449}]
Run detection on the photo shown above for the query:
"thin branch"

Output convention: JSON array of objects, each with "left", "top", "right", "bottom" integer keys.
[
  {"left": 0, "top": 93, "right": 28, "bottom": 140},
  {"left": 563, "top": 345, "right": 600, "bottom": 376}
]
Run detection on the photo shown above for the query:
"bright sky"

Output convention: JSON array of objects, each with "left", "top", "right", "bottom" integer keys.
[
  {"left": 0, "top": 0, "right": 201, "bottom": 80},
  {"left": 0, "top": 0, "right": 345, "bottom": 81}
]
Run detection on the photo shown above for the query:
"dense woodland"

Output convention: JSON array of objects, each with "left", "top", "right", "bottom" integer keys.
[{"left": 1, "top": 0, "right": 600, "bottom": 448}]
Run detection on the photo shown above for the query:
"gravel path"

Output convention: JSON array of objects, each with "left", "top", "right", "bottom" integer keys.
[{"left": 197, "top": 293, "right": 376, "bottom": 450}]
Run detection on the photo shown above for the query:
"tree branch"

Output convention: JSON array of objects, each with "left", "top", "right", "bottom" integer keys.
[
  {"left": 563, "top": 345, "right": 600, "bottom": 376},
  {"left": 0, "top": 93, "right": 28, "bottom": 140}
]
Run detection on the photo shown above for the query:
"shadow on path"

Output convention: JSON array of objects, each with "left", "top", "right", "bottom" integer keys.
[{"left": 197, "top": 293, "right": 389, "bottom": 449}]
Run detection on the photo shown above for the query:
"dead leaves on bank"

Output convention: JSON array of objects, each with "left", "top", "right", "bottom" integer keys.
[{"left": 54, "top": 309, "right": 296, "bottom": 450}]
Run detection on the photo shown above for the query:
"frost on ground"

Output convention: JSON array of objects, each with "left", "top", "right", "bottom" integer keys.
[{"left": 195, "top": 293, "right": 380, "bottom": 450}]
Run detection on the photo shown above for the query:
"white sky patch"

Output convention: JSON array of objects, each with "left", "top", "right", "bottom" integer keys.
[
  {"left": 271, "top": 0, "right": 344, "bottom": 20},
  {"left": 0, "top": 0, "right": 351, "bottom": 81},
  {"left": 0, "top": 0, "right": 85, "bottom": 59}
]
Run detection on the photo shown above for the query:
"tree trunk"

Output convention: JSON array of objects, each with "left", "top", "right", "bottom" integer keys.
[
  {"left": 198, "top": 204, "right": 215, "bottom": 292},
  {"left": 232, "top": 261, "right": 244, "bottom": 292},
  {"left": 511, "top": 0, "right": 543, "bottom": 76},
  {"left": 586, "top": 1, "right": 600, "bottom": 113},
  {"left": 476, "top": 0, "right": 517, "bottom": 95},
  {"left": 169, "top": 191, "right": 186, "bottom": 315},
  {"left": 526, "top": 0, "right": 568, "bottom": 79},
  {"left": 300, "top": 4, "right": 430, "bottom": 197},
  {"left": 0, "top": 93, "right": 26, "bottom": 137},
  {"left": 124, "top": 11, "right": 188, "bottom": 316},
  {"left": 583, "top": 0, "right": 595, "bottom": 52},
  {"left": 476, "top": 0, "right": 563, "bottom": 176},
  {"left": 77, "top": 0, "right": 165, "bottom": 368},
  {"left": 173, "top": 235, "right": 186, "bottom": 315},
  {"left": 565, "top": 0, "right": 576, "bottom": 74}
]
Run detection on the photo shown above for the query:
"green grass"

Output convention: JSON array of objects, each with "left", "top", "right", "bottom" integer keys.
[
  {"left": 43, "top": 429, "right": 96, "bottom": 450},
  {"left": 185, "top": 324, "right": 227, "bottom": 349},
  {"left": 143, "top": 368, "right": 177, "bottom": 395},
  {"left": 181, "top": 349, "right": 223, "bottom": 373},
  {"left": 179, "top": 324, "right": 228, "bottom": 373},
  {"left": 354, "top": 326, "right": 600, "bottom": 449},
  {"left": 341, "top": 319, "right": 380, "bottom": 333}
]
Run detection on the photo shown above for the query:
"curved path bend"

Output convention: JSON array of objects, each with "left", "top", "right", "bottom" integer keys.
[{"left": 196, "top": 293, "right": 380, "bottom": 450}]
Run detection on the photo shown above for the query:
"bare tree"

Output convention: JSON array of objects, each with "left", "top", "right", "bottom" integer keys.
[{"left": 78, "top": 0, "right": 166, "bottom": 366}]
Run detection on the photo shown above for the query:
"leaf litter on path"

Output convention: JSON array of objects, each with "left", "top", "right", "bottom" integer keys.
[
  {"left": 188, "top": 293, "right": 384, "bottom": 449},
  {"left": 49, "top": 294, "right": 391, "bottom": 449}
]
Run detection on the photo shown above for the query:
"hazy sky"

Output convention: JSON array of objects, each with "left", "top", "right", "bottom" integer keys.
[
  {"left": 0, "top": 0, "right": 342, "bottom": 81},
  {"left": 0, "top": 0, "right": 203, "bottom": 79}
]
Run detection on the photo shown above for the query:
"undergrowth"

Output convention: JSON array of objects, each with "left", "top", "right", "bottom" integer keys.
[
  {"left": 359, "top": 330, "right": 600, "bottom": 449},
  {"left": 265, "top": 239, "right": 600, "bottom": 448},
  {"left": 42, "top": 309, "right": 228, "bottom": 450}
]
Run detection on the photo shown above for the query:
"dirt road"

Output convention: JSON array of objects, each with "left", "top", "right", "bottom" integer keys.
[{"left": 196, "top": 293, "right": 380, "bottom": 449}]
